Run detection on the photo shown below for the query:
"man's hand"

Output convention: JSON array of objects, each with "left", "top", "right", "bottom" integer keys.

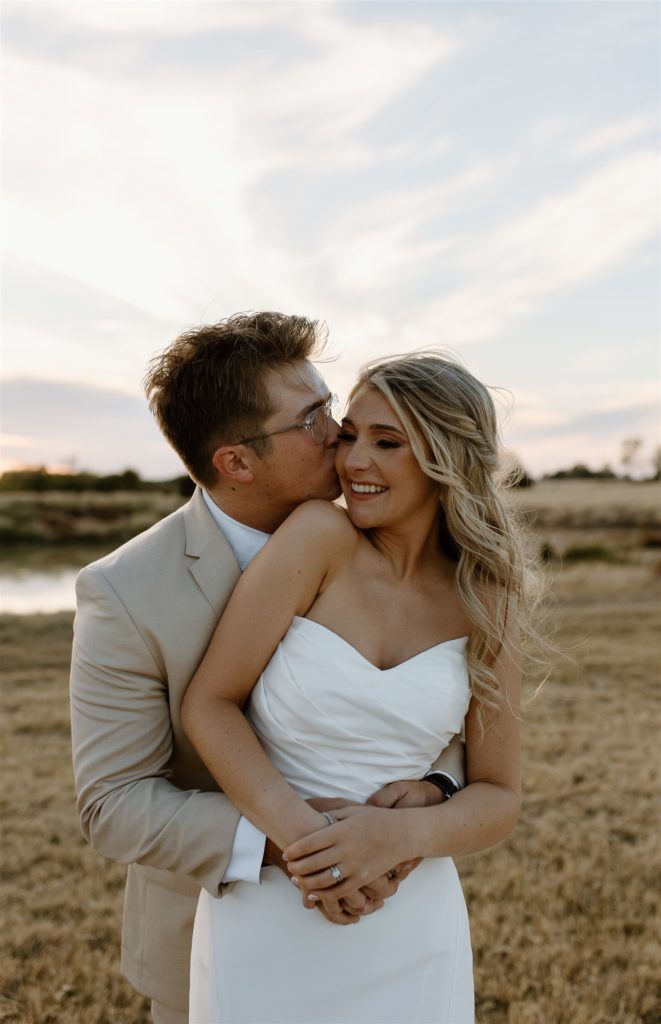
[
  {"left": 263, "top": 836, "right": 287, "bottom": 870},
  {"left": 308, "top": 894, "right": 362, "bottom": 926},
  {"left": 367, "top": 778, "right": 446, "bottom": 809},
  {"left": 306, "top": 796, "right": 360, "bottom": 813},
  {"left": 301, "top": 887, "right": 386, "bottom": 924}
]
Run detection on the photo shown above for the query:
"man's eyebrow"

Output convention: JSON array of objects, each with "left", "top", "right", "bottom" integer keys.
[
  {"left": 341, "top": 416, "right": 406, "bottom": 435},
  {"left": 297, "top": 392, "right": 332, "bottom": 419}
]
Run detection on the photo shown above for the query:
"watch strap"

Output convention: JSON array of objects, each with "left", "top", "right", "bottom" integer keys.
[{"left": 423, "top": 771, "right": 460, "bottom": 800}]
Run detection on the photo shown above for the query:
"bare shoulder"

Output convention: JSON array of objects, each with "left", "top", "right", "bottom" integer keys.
[
  {"left": 273, "top": 500, "right": 358, "bottom": 556},
  {"left": 236, "top": 501, "right": 359, "bottom": 618},
  {"left": 281, "top": 499, "right": 353, "bottom": 531}
]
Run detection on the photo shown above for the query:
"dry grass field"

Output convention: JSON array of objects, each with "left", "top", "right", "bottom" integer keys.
[{"left": 1, "top": 481, "right": 660, "bottom": 1023}]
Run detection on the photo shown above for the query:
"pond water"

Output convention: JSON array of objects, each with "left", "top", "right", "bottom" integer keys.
[
  {"left": 1, "top": 568, "right": 79, "bottom": 613},
  {"left": 0, "top": 546, "right": 112, "bottom": 614}
]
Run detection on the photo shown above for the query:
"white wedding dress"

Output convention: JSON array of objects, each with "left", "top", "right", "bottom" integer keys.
[{"left": 189, "top": 616, "right": 474, "bottom": 1024}]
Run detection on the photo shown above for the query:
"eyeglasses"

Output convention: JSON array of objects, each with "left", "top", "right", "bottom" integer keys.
[{"left": 235, "top": 394, "right": 338, "bottom": 446}]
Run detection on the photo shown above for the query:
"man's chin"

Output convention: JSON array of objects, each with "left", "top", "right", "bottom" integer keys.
[{"left": 308, "top": 475, "right": 341, "bottom": 503}]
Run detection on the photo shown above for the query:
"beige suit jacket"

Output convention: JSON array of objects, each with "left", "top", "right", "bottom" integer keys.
[
  {"left": 71, "top": 488, "right": 243, "bottom": 1010},
  {"left": 70, "top": 487, "right": 466, "bottom": 1012}
]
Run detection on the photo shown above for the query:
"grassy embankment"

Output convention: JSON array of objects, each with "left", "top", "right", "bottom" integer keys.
[
  {"left": 0, "top": 491, "right": 185, "bottom": 545},
  {"left": 1, "top": 481, "right": 660, "bottom": 1023},
  {"left": 1, "top": 478, "right": 660, "bottom": 547}
]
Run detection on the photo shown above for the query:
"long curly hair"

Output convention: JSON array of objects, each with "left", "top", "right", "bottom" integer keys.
[{"left": 351, "top": 352, "right": 542, "bottom": 728}]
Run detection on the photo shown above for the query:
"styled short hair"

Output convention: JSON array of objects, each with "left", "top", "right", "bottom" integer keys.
[{"left": 144, "top": 311, "right": 325, "bottom": 487}]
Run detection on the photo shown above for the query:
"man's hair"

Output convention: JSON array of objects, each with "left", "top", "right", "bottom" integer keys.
[{"left": 144, "top": 311, "right": 325, "bottom": 487}]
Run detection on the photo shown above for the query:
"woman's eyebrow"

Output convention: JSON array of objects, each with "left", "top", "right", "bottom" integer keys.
[{"left": 341, "top": 416, "right": 406, "bottom": 436}]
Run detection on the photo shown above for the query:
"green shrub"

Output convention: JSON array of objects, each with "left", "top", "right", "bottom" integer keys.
[{"left": 564, "top": 544, "right": 618, "bottom": 563}]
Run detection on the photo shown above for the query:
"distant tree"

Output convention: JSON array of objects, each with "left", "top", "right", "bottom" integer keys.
[
  {"left": 0, "top": 467, "right": 50, "bottom": 491},
  {"left": 621, "top": 437, "right": 643, "bottom": 478},
  {"left": 0, "top": 468, "right": 194, "bottom": 493},
  {"left": 96, "top": 469, "right": 142, "bottom": 492},
  {"left": 546, "top": 464, "right": 593, "bottom": 480},
  {"left": 546, "top": 463, "right": 617, "bottom": 480}
]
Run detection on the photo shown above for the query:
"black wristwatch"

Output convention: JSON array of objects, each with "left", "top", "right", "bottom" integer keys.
[{"left": 422, "top": 771, "right": 460, "bottom": 801}]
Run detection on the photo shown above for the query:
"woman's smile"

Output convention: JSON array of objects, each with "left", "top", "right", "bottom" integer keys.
[{"left": 349, "top": 482, "right": 389, "bottom": 498}]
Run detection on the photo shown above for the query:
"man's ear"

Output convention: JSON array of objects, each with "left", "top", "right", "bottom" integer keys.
[{"left": 211, "top": 445, "right": 255, "bottom": 484}]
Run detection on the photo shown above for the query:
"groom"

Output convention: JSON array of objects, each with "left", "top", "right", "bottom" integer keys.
[{"left": 70, "top": 312, "right": 464, "bottom": 1024}]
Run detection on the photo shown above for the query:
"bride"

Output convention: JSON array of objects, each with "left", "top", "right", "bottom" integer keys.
[{"left": 182, "top": 352, "right": 525, "bottom": 1024}]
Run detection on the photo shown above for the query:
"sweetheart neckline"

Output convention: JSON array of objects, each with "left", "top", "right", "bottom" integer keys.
[{"left": 291, "top": 615, "right": 468, "bottom": 673}]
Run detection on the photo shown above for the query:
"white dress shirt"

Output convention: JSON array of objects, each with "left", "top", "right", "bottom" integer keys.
[{"left": 202, "top": 489, "right": 269, "bottom": 885}]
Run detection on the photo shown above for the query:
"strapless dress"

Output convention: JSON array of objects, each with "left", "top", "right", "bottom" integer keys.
[{"left": 189, "top": 616, "right": 474, "bottom": 1023}]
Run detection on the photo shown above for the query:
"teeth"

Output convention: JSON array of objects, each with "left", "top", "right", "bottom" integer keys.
[{"left": 351, "top": 483, "right": 388, "bottom": 494}]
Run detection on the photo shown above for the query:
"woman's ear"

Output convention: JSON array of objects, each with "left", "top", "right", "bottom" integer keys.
[{"left": 211, "top": 445, "right": 255, "bottom": 484}]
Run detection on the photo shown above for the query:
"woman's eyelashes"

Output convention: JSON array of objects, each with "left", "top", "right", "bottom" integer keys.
[{"left": 337, "top": 431, "right": 401, "bottom": 449}]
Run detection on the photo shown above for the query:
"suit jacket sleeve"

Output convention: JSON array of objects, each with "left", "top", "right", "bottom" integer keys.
[{"left": 70, "top": 564, "right": 241, "bottom": 896}]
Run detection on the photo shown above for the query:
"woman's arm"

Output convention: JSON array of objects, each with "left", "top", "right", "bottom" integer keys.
[
  {"left": 283, "top": 632, "right": 522, "bottom": 896},
  {"left": 181, "top": 501, "right": 356, "bottom": 851}
]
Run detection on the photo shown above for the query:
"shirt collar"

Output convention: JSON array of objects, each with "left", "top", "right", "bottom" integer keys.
[{"left": 201, "top": 489, "right": 270, "bottom": 571}]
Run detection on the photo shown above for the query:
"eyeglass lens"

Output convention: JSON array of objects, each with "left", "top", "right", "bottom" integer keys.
[
  {"left": 308, "top": 396, "right": 336, "bottom": 443},
  {"left": 309, "top": 406, "right": 329, "bottom": 443}
]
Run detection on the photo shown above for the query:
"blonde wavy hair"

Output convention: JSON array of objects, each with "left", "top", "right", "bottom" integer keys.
[{"left": 352, "top": 352, "right": 541, "bottom": 728}]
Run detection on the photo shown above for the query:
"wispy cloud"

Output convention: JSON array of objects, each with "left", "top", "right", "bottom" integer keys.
[
  {"left": 408, "top": 150, "right": 659, "bottom": 349},
  {"left": 27, "top": 1, "right": 283, "bottom": 34},
  {"left": 576, "top": 114, "right": 657, "bottom": 157},
  {"left": 3, "top": 4, "right": 453, "bottom": 328},
  {"left": 2, "top": 1, "right": 658, "bottom": 475}
]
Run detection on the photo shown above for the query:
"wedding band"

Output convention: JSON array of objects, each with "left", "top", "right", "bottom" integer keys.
[
  {"left": 329, "top": 864, "right": 343, "bottom": 884},
  {"left": 321, "top": 811, "right": 337, "bottom": 827}
]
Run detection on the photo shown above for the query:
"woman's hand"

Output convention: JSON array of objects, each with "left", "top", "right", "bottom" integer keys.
[{"left": 284, "top": 805, "right": 414, "bottom": 901}]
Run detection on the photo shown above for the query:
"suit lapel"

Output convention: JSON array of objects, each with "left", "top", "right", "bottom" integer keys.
[{"left": 184, "top": 488, "right": 241, "bottom": 615}]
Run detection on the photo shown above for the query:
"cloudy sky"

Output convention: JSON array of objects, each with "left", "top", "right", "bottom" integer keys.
[{"left": 2, "top": 0, "right": 659, "bottom": 479}]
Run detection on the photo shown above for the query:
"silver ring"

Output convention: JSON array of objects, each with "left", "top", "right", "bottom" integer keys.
[
  {"left": 329, "top": 864, "right": 343, "bottom": 884},
  {"left": 321, "top": 811, "right": 337, "bottom": 827},
  {"left": 387, "top": 869, "right": 398, "bottom": 880}
]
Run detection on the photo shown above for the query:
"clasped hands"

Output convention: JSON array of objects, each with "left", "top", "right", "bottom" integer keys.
[{"left": 265, "top": 778, "right": 445, "bottom": 926}]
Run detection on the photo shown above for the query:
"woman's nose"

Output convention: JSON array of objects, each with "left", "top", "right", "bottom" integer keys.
[{"left": 343, "top": 439, "right": 372, "bottom": 471}]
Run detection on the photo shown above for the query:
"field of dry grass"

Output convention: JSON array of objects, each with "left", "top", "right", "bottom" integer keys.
[{"left": 1, "top": 482, "right": 660, "bottom": 1023}]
